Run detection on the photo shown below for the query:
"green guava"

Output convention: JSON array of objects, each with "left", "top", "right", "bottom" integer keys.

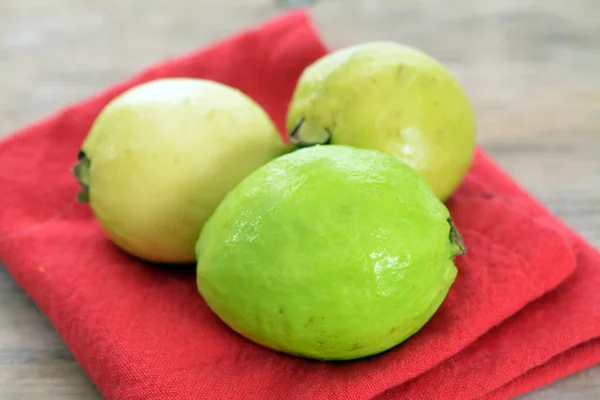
[
  {"left": 73, "top": 78, "right": 291, "bottom": 264},
  {"left": 285, "top": 41, "right": 476, "bottom": 202},
  {"left": 196, "top": 145, "right": 465, "bottom": 360}
]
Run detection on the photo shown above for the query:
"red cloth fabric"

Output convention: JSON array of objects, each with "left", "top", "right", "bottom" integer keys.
[{"left": 0, "top": 9, "right": 598, "bottom": 400}]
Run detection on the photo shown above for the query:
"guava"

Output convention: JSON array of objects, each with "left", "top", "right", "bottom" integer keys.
[
  {"left": 73, "top": 78, "right": 290, "bottom": 264},
  {"left": 285, "top": 41, "right": 476, "bottom": 202},
  {"left": 196, "top": 145, "right": 465, "bottom": 360}
]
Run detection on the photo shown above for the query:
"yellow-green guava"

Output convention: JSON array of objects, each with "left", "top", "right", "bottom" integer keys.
[
  {"left": 285, "top": 41, "right": 476, "bottom": 202},
  {"left": 195, "top": 145, "right": 465, "bottom": 360},
  {"left": 72, "top": 78, "right": 290, "bottom": 264}
]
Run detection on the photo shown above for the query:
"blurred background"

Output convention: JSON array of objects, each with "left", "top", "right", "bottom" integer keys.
[{"left": 0, "top": 0, "right": 599, "bottom": 399}]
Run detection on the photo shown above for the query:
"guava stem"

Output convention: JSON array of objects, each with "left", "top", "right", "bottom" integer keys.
[
  {"left": 289, "top": 118, "right": 332, "bottom": 148},
  {"left": 72, "top": 150, "right": 91, "bottom": 203},
  {"left": 448, "top": 217, "right": 467, "bottom": 258}
]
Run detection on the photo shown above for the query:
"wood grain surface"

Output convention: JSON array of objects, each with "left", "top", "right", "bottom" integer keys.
[{"left": 1, "top": 0, "right": 599, "bottom": 399}]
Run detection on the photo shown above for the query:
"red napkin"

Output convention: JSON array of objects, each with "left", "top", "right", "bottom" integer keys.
[{"left": 0, "top": 9, "right": 597, "bottom": 400}]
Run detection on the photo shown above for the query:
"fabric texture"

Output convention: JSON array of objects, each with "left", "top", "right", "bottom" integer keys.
[{"left": 0, "top": 8, "right": 598, "bottom": 400}]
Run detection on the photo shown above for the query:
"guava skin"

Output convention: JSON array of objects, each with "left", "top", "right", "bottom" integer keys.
[
  {"left": 75, "top": 78, "right": 291, "bottom": 264},
  {"left": 196, "top": 145, "right": 462, "bottom": 360},
  {"left": 286, "top": 41, "right": 476, "bottom": 202}
]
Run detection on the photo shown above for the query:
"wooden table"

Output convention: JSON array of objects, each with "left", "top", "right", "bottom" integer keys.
[{"left": 1, "top": 0, "right": 598, "bottom": 398}]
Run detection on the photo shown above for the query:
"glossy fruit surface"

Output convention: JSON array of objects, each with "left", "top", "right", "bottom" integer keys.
[{"left": 196, "top": 145, "right": 463, "bottom": 360}]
